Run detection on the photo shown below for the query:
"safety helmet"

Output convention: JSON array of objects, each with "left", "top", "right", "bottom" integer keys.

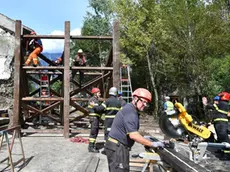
[
  {"left": 78, "top": 49, "right": 83, "bottom": 53},
  {"left": 213, "top": 96, "right": 220, "bottom": 101},
  {"left": 109, "top": 87, "right": 118, "bottom": 96},
  {"left": 165, "top": 96, "right": 170, "bottom": 100},
  {"left": 132, "top": 88, "right": 152, "bottom": 102},
  {"left": 91, "top": 87, "right": 100, "bottom": 94},
  {"left": 218, "top": 92, "right": 230, "bottom": 101},
  {"left": 30, "top": 31, "right": 36, "bottom": 35}
]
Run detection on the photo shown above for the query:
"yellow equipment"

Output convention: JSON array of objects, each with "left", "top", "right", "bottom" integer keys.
[{"left": 159, "top": 102, "right": 211, "bottom": 140}]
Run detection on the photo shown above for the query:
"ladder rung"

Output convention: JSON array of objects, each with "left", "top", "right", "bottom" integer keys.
[{"left": 121, "top": 79, "right": 129, "bottom": 81}]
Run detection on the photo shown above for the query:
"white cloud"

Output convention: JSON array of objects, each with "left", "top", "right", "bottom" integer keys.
[{"left": 42, "top": 28, "right": 81, "bottom": 53}]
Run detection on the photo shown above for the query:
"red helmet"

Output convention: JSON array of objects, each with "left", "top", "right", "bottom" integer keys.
[
  {"left": 218, "top": 92, "right": 230, "bottom": 101},
  {"left": 30, "top": 31, "right": 36, "bottom": 35},
  {"left": 92, "top": 88, "right": 100, "bottom": 94},
  {"left": 132, "top": 88, "right": 152, "bottom": 102}
]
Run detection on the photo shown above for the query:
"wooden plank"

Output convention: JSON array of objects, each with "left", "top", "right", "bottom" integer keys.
[
  {"left": 23, "top": 35, "right": 112, "bottom": 40},
  {"left": 71, "top": 66, "right": 113, "bottom": 71},
  {"left": 41, "top": 101, "right": 61, "bottom": 113},
  {"left": 84, "top": 156, "right": 100, "bottom": 172},
  {"left": 71, "top": 98, "right": 105, "bottom": 102},
  {"left": 22, "top": 97, "right": 64, "bottom": 101},
  {"left": 70, "top": 101, "right": 88, "bottom": 114},
  {"left": 26, "top": 71, "right": 63, "bottom": 75},
  {"left": 70, "top": 72, "right": 111, "bottom": 97},
  {"left": 12, "top": 20, "right": 22, "bottom": 126},
  {"left": 63, "top": 21, "right": 70, "bottom": 138},
  {"left": 22, "top": 66, "right": 64, "bottom": 70},
  {"left": 112, "top": 20, "right": 120, "bottom": 90}
]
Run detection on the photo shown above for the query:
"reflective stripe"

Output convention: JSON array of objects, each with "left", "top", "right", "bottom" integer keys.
[
  {"left": 106, "top": 107, "right": 121, "bottom": 111},
  {"left": 89, "top": 113, "right": 101, "bottom": 117},
  {"left": 102, "top": 103, "right": 106, "bottom": 108},
  {"left": 89, "top": 138, "right": 96, "bottom": 143},
  {"left": 213, "top": 118, "right": 228, "bottom": 122},
  {"left": 105, "top": 115, "right": 116, "bottom": 118},
  {"left": 107, "top": 128, "right": 111, "bottom": 131},
  {"left": 213, "top": 104, "right": 228, "bottom": 115},
  {"left": 108, "top": 137, "right": 118, "bottom": 144}
]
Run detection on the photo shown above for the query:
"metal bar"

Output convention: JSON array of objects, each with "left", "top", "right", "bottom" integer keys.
[
  {"left": 71, "top": 66, "right": 113, "bottom": 71},
  {"left": 12, "top": 20, "right": 22, "bottom": 127},
  {"left": 112, "top": 20, "right": 120, "bottom": 90},
  {"left": 23, "top": 35, "right": 113, "bottom": 40},
  {"left": 63, "top": 21, "right": 70, "bottom": 138}
]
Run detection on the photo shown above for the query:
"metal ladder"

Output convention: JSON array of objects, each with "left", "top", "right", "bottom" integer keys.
[{"left": 120, "top": 65, "right": 133, "bottom": 103}]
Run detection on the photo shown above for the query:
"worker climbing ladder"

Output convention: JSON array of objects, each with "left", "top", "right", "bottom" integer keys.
[{"left": 120, "top": 65, "right": 133, "bottom": 103}]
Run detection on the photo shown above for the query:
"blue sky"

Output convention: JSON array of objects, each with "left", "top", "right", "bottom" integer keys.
[{"left": 0, "top": 0, "right": 91, "bottom": 52}]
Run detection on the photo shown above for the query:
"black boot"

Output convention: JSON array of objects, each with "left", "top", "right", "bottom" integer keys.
[{"left": 88, "top": 143, "right": 99, "bottom": 153}]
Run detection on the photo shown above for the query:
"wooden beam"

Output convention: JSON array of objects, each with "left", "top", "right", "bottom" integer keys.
[
  {"left": 22, "top": 66, "right": 64, "bottom": 70},
  {"left": 70, "top": 72, "right": 111, "bottom": 97},
  {"left": 71, "top": 98, "right": 105, "bottom": 102},
  {"left": 29, "top": 88, "right": 39, "bottom": 97},
  {"left": 12, "top": 20, "right": 22, "bottom": 126},
  {"left": 23, "top": 35, "right": 113, "bottom": 40},
  {"left": 41, "top": 101, "right": 61, "bottom": 113},
  {"left": 112, "top": 20, "right": 120, "bottom": 90},
  {"left": 70, "top": 101, "right": 88, "bottom": 115},
  {"left": 27, "top": 75, "right": 40, "bottom": 85},
  {"left": 26, "top": 71, "right": 63, "bottom": 75},
  {"left": 63, "top": 21, "right": 70, "bottom": 138},
  {"left": 39, "top": 53, "right": 57, "bottom": 66},
  {"left": 22, "top": 97, "right": 64, "bottom": 101},
  {"left": 71, "top": 66, "right": 113, "bottom": 71}
]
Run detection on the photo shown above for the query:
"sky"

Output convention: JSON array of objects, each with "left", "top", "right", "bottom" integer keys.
[{"left": 0, "top": 0, "right": 91, "bottom": 53}]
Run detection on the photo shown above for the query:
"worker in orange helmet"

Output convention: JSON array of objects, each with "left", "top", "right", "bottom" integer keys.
[
  {"left": 104, "top": 88, "right": 164, "bottom": 172},
  {"left": 87, "top": 87, "right": 102, "bottom": 153},
  {"left": 24, "top": 31, "right": 43, "bottom": 67}
]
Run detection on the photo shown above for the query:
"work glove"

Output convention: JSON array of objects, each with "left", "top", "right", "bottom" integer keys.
[{"left": 151, "top": 141, "right": 165, "bottom": 148}]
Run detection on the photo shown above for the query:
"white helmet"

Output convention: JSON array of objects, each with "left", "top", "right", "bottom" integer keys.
[
  {"left": 165, "top": 96, "right": 170, "bottom": 100},
  {"left": 109, "top": 87, "right": 118, "bottom": 96},
  {"left": 78, "top": 49, "right": 83, "bottom": 53}
]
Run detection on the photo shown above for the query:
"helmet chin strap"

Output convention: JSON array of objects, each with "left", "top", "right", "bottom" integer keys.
[{"left": 134, "top": 97, "right": 141, "bottom": 111}]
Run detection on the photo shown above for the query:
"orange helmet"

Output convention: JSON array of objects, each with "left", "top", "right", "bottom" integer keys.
[
  {"left": 30, "top": 31, "right": 36, "bottom": 35},
  {"left": 218, "top": 92, "right": 230, "bottom": 101},
  {"left": 92, "top": 88, "right": 100, "bottom": 94},
  {"left": 132, "top": 88, "right": 152, "bottom": 102}
]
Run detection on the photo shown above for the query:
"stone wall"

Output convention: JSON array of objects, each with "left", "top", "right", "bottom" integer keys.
[
  {"left": 0, "top": 28, "right": 15, "bottom": 109},
  {"left": 0, "top": 27, "right": 15, "bottom": 115}
]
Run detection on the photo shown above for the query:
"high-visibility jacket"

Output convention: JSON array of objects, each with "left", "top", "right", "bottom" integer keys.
[
  {"left": 212, "top": 101, "right": 229, "bottom": 122},
  {"left": 164, "top": 101, "right": 174, "bottom": 111},
  {"left": 94, "top": 95, "right": 121, "bottom": 119},
  {"left": 87, "top": 96, "right": 101, "bottom": 118}
]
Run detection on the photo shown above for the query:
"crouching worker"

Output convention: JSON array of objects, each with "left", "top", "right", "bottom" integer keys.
[
  {"left": 24, "top": 31, "right": 43, "bottom": 67},
  {"left": 87, "top": 88, "right": 102, "bottom": 153},
  {"left": 105, "top": 88, "right": 164, "bottom": 172}
]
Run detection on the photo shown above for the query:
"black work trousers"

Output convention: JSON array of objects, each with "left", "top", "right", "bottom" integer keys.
[
  {"left": 214, "top": 121, "right": 229, "bottom": 143},
  {"left": 105, "top": 140, "right": 130, "bottom": 172},
  {"left": 89, "top": 116, "right": 100, "bottom": 141},
  {"left": 104, "top": 118, "right": 114, "bottom": 141}
]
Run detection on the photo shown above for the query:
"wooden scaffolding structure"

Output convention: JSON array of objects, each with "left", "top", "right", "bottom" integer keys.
[{"left": 12, "top": 20, "right": 120, "bottom": 138}]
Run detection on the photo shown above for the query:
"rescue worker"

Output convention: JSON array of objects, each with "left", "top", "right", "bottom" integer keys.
[
  {"left": 105, "top": 88, "right": 164, "bottom": 172},
  {"left": 164, "top": 96, "right": 174, "bottom": 111},
  {"left": 203, "top": 92, "right": 230, "bottom": 143},
  {"left": 24, "top": 31, "right": 43, "bottom": 67},
  {"left": 88, "top": 87, "right": 101, "bottom": 153},
  {"left": 94, "top": 87, "right": 121, "bottom": 141},
  {"left": 72, "top": 49, "right": 86, "bottom": 87},
  {"left": 118, "top": 91, "right": 127, "bottom": 107}
]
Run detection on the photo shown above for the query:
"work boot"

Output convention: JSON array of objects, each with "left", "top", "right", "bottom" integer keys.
[
  {"left": 88, "top": 143, "right": 99, "bottom": 153},
  {"left": 33, "top": 64, "right": 37, "bottom": 67}
]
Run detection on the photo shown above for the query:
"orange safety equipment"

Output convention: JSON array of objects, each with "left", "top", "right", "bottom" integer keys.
[
  {"left": 132, "top": 88, "right": 152, "bottom": 102},
  {"left": 92, "top": 88, "right": 100, "bottom": 94},
  {"left": 218, "top": 92, "right": 230, "bottom": 101}
]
